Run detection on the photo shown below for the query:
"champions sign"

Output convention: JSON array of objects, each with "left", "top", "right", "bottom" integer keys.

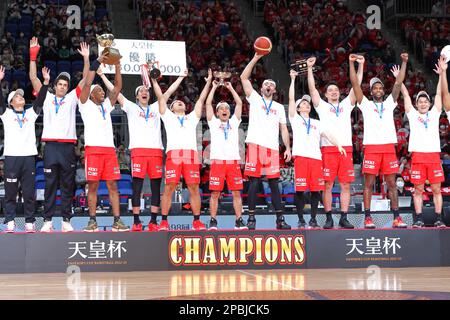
[
  {"left": 100, "top": 39, "right": 187, "bottom": 76},
  {"left": 169, "top": 234, "right": 306, "bottom": 267}
]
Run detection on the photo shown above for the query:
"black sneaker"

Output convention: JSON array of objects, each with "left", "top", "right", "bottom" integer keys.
[
  {"left": 235, "top": 217, "right": 248, "bottom": 230},
  {"left": 339, "top": 218, "right": 355, "bottom": 229},
  {"left": 298, "top": 219, "right": 307, "bottom": 229},
  {"left": 208, "top": 217, "right": 218, "bottom": 230},
  {"left": 323, "top": 217, "right": 334, "bottom": 229},
  {"left": 276, "top": 215, "right": 291, "bottom": 230},
  {"left": 412, "top": 220, "right": 425, "bottom": 228},
  {"left": 247, "top": 216, "right": 256, "bottom": 230},
  {"left": 309, "top": 218, "right": 320, "bottom": 229},
  {"left": 434, "top": 220, "right": 446, "bottom": 228}
]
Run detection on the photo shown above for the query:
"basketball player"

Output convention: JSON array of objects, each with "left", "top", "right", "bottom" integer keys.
[
  {"left": 0, "top": 66, "right": 49, "bottom": 232},
  {"left": 289, "top": 69, "right": 347, "bottom": 228},
  {"left": 350, "top": 53, "right": 408, "bottom": 228},
  {"left": 398, "top": 62, "right": 445, "bottom": 228},
  {"left": 151, "top": 70, "right": 213, "bottom": 231},
  {"left": 78, "top": 52, "right": 129, "bottom": 232},
  {"left": 97, "top": 67, "right": 187, "bottom": 231},
  {"left": 206, "top": 80, "right": 247, "bottom": 230},
  {"left": 306, "top": 55, "right": 364, "bottom": 229},
  {"left": 240, "top": 53, "right": 292, "bottom": 230},
  {"left": 29, "top": 37, "right": 90, "bottom": 232}
]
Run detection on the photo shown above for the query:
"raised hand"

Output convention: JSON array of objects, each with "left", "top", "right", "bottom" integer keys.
[
  {"left": 433, "top": 62, "right": 443, "bottom": 75},
  {"left": 306, "top": 56, "right": 316, "bottom": 68},
  {"left": 97, "top": 51, "right": 109, "bottom": 65},
  {"left": 390, "top": 65, "right": 400, "bottom": 78},
  {"left": 30, "top": 36, "right": 39, "bottom": 48},
  {"left": 96, "top": 65, "right": 104, "bottom": 77},
  {"left": 400, "top": 53, "right": 409, "bottom": 63},
  {"left": 356, "top": 54, "right": 365, "bottom": 64},
  {"left": 290, "top": 69, "right": 298, "bottom": 79},
  {"left": 349, "top": 54, "right": 358, "bottom": 62},
  {"left": 182, "top": 68, "right": 188, "bottom": 77},
  {"left": 224, "top": 81, "right": 233, "bottom": 91},
  {"left": 0, "top": 65, "right": 5, "bottom": 81},
  {"left": 77, "top": 42, "right": 90, "bottom": 58},
  {"left": 212, "top": 80, "right": 220, "bottom": 88},
  {"left": 204, "top": 68, "right": 212, "bottom": 82},
  {"left": 439, "top": 55, "right": 448, "bottom": 71},
  {"left": 42, "top": 67, "right": 51, "bottom": 84}
]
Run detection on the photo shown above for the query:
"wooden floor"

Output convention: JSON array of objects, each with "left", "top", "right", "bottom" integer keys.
[{"left": 1, "top": 267, "right": 450, "bottom": 299}]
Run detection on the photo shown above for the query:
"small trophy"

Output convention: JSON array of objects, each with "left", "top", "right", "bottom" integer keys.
[
  {"left": 96, "top": 33, "right": 122, "bottom": 65},
  {"left": 146, "top": 59, "right": 161, "bottom": 79},
  {"left": 290, "top": 59, "right": 318, "bottom": 75},
  {"left": 213, "top": 71, "right": 231, "bottom": 86}
]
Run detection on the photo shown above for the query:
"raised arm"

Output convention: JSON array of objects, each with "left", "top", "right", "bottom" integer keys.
[
  {"left": 206, "top": 80, "right": 219, "bottom": 121},
  {"left": 0, "top": 66, "right": 6, "bottom": 115},
  {"left": 76, "top": 42, "right": 90, "bottom": 89},
  {"left": 391, "top": 53, "right": 408, "bottom": 102},
  {"left": 32, "top": 67, "right": 50, "bottom": 114},
  {"left": 163, "top": 69, "right": 188, "bottom": 101},
  {"left": 306, "top": 57, "right": 320, "bottom": 107},
  {"left": 240, "top": 53, "right": 263, "bottom": 97},
  {"left": 349, "top": 55, "right": 365, "bottom": 105},
  {"left": 108, "top": 63, "right": 122, "bottom": 105},
  {"left": 439, "top": 55, "right": 450, "bottom": 112},
  {"left": 349, "top": 54, "right": 364, "bottom": 104},
  {"left": 79, "top": 52, "right": 107, "bottom": 104},
  {"left": 391, "top": 64, "right": 413, "bottom": 113},
  {"left": 97, "top": 66, "right": 125, "bottom": 106},
  {"left": 29, "top": 37, "right": 42, "bottom": 92},
  {"left": 288, "top": 69, "right": 298, "bottom": 118},
  {"left": 433, "top": 62, "right": 443, "bottom": 113},
  {"left": 194, "top": 68, "right": 212, "bottom": 118},
  {"left": 225, "top": 81, "right": 242, "bottom": 120},
  {"left": 150, "top": 77, "right": 166, "bottom": 115}
]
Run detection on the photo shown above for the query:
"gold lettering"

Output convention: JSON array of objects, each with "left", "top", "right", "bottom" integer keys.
[
  {"left": 202, "top": 237, "right": 218, "bottom": 264},
  {"left": 219, "top": 238, "right": 237, "bottom": 264},
  {"left": 239, "top": 238, "right": 254, "bottom": 263},
  {"left": 169, "top": 237, "right": 182, "bottom": 265},
  {"left": 293, "top": 236, "right": 305, "bottom": 263},
  {"left": 184, "top": 238, "right": 201, "bottom": 264},
  {"left": 280, "top": 237, "right": 292, "bottom": 263}
]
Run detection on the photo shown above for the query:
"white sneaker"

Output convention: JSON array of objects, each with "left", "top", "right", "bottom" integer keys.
[
  {"left": 61, "top": 221, "right": 74, "bottom": 232},
  {"left": 5, "top": 221, "right": 15, "bottom": 233},
  {"left": 25, "top": 223, "right": 36, "bottom": 233},
  {"left": 40, "top": 221, "right": 53, "bottom": 233}
]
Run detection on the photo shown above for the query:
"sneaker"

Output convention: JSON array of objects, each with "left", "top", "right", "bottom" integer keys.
[
  {"left": 159, "top": 220, "right": 169, "bottom": 231},
  {"left": 434, "top": 220, "right": 446, "bottom": 228},
  {"left": 276, "top": 215, "right": 291, "bottom": 230},
  {"left": 148, "top": 222, "right": 159, "bottom": 232},
  {"left": 208, "top": 217, "right": 218, "bottom": 231},
  {"left": 25, "top": 223, "right": 36, "bottom": 233},
  {"left": 61, "top": 221, "right": 74, "bottom": 232},
  {"left": 83, "top": 219, "right": 99, "bottom": 232},
  {"left": 247, "top": 216, "right": 256, "bottom": 230},
  {"left": 112, "top": 219, "right": 130, "bottom": 232},
  {"left": 339, "top": 218, "right": 355, "bottom": 229},
  {"left": 392, "top": 216, "right": 407, "bottom": 228},
  {"left": 131, "top": 223, "right": 143, "bottom": 232},
  {"left": 309, "top": 218, "right": 320, "bottom": 229},
  {"left": 235, "top": 217, "right": 248, "bottom": 230},
  {"left": 298, "top": 219, "right": 308, "bottom": 229},
  {"left": 323, "top": 217, "right": 334, "bottom": 229},
  {"left": 364, "top": 216, "right": 376, "bottom": 229},
  {"left": 40, "top": 221, "right": 54, "bottom": 233},
  {"left": 5, "top": 221, "right": 15, "bottom": 233},
  {"left": 412, "top": 220, "right": 425, "bottom": 228},
  {"left": 192, "top": 219, "right": 206, "bottom": 231}
]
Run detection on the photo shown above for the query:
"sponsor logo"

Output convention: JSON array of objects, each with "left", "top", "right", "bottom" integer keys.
[{"left": 345, "top": 237, "right": 402, "bottom": 262}]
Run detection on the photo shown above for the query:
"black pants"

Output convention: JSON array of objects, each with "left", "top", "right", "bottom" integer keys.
[
  {"left": 43, "top": 142, "right": 76, "bottom": 220},
  {"left": 4, "top": 156, "right": 36, "bottom": 223}
]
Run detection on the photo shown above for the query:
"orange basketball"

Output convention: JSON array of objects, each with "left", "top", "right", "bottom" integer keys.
[{"left": 254, "top": 36, "right": 272, "bottom": 56}]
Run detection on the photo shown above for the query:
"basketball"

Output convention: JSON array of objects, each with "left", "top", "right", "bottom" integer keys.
[{"left": 254, "top": 36, "right": 272, "bottom": 56}]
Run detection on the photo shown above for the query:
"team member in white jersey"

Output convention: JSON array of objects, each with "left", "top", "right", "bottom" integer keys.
[
  {"left": 0, "top": 66, "right": 49, "bottom": 233},
  {"left": 289, "top": 69, "right": 346, "bottom": 229},
  {"left": 350, "top": 53, "right": 408, "bottom": 229},
  {"left": 306, "top": 55, "right": 364, "bottom": 229},
  {"left": 151, "top": 70, "right": 213, "bottom": 231},
  {"left": 401, "top": 59, "right": 446, "bottom": 228},
  {"left": 78, "top": 52, "right": 129, "bottom": 232},
  {"left": 205, "top": 80, "right": 247, "bottom": 230},
  {"left": 240, "top": 53, "right": 292, "bottom": 230},
  {"left": 29, "top": 37, "right": 90, "bottom": 232},
  {"left": 97, "top": 68, "right": 187, "bottom": 232}
]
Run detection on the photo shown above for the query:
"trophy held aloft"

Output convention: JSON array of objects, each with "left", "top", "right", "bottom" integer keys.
[{"left": 96, "top": 34, "right": 122, "bottom": 65}]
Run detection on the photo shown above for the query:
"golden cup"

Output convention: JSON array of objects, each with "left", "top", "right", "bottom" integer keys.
[{"left": 96, "top": 33, "right": 122, "bottom": 65}]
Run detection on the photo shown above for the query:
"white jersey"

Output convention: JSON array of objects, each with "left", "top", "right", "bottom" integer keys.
[
  {"left": 289, "top": 114, "right": 323, "bottom": 160},
  {"left": 246, "top": 90, "right": 286, "bottom": 150},
  {"left": 357, "top": 94, "right": 397, "bottom": 145},
  {"left": 160, "top": 109, "right": 200, "bottom": 152},
  {"left": 406, "top": 107, "right": 441, "bottom": 153},
  {"left": 316, "top": 96, "right": 354, "bottom": 147},
  {"left": 41, "top": 88, "right": 79, "bottom": 142},
  {"left": 78, "top": 97, "right": 115, "bottom": 148},
  {"left": 208, "top": 115, "right": 241, "bottom": 161},
  {"left": 1, "top": 107, "right": 39, "bottom": 156},
  {"left": 122, "top": 98, "right": 163, "bottom": 150}
]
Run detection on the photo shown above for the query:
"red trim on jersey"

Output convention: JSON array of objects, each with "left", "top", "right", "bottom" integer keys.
[
  {"left": 75, "top": 85, "right": 82, "bottom": 98},
  {"left": 364, "top": 144, "right": 396, "bottom": 154}
]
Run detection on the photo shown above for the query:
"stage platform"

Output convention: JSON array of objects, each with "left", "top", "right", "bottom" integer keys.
[{"left": 0, "top": 227, "right": 449, "bottom": 273}]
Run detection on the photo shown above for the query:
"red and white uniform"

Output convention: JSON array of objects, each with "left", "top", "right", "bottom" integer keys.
[
  {"left": 41, "top": 87, "right": 80, "bottom": 143},
  {"left": 78, "top": 97, "right": 120, "bottom": 181},
  {"left": 244, "top": 90, "right": 286, "bottom": 178},
  {"left": 208, "top": 115, "right": 243, "bottom": 191},
  {"left": 316, "top": 97, "right": 355, "bottom": 182},
  {"left": 358, "top": 94, "right": 399, "bottom": 175},
  {"left": 122, "top": 98, "right": 163, "bottom": 179},
  {"left": 406, "top": 107, "right": 444, "bottom": 184},
  {"left": 161, "top": 109, "right": 200, "bottom": 184},
  {"left": 289, "top": 114, "right": 324, "bottom": 191}
]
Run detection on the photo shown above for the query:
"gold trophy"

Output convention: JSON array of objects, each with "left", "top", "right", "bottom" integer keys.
[
  {"left": 213, "top": 71, "right": 231, "bottom": 86},
  {"left": 96, "top": 33, "right": 122, "bottom": 65},
  {"left": 290, "top": 59, "right": 318, "bottom": 75}
]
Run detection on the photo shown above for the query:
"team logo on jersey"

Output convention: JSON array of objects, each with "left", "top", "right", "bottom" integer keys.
[
  {"left": 234, "top": 177, "right": 243, "bottom": 184},
  {"left": 87, "top": 167, "right": 98, "bottom": 176},
  {"left": 295, "top": 178, "right": 307, "bottom": 187},
  {"left": 260, "top": 105, "right": 278, "bottom": 115},
  {"left": 389, "top": 161, "right": 399, "bottom": 168},
  {"left": 189, "top": 170, "right": 199, "bottom": 178},
  {"left": 166, "top": 170, "right": 176, "bottom": 179},
  {"left": 323, "top": 168, "right": 331, "bottom": 176},
  {"left": 434, "top": 170, "right": 443, "bottom": 177},
  {"left": 364, "top": 160, "right": 375, "bottom": 169},
  {"left": 138, "top": 111, "right": 157, "bottom": 120},
  {"left": 210, "top": 176, "right": 220, "bottom": 186},
  {"left": 329, "top": 106, "right": 344, "bottom": 115},
  {"left": 302, "top": 122, "right": 317, "bottom": 130}
]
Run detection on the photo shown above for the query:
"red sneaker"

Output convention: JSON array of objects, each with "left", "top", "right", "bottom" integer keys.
[
  {"left": 192, "top": 219, "right": 206, "bottom": 231},
  {"left": 147, "top": 222, "right": 159, "bottom": 232},
  {"left": 392, "top": 216, "right": 407, "bottom": 228},
  {"left": 131, "top": 223, "right": 143, "bottom": 232},
  {"left": 364, "top": 216, "right": 376, "bottom": 229},
  {"left": 158, "top": 220, "right": 169, "bottom": 231}
]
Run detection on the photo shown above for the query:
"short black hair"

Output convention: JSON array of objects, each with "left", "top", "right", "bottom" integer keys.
[{"left": 324, "top": 82, "right": 339, "bottom": 91}]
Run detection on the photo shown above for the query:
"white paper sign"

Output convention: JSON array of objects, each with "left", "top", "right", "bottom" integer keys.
[{"left": 99, "top": 39, "right": 187, "bottom": 75}]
